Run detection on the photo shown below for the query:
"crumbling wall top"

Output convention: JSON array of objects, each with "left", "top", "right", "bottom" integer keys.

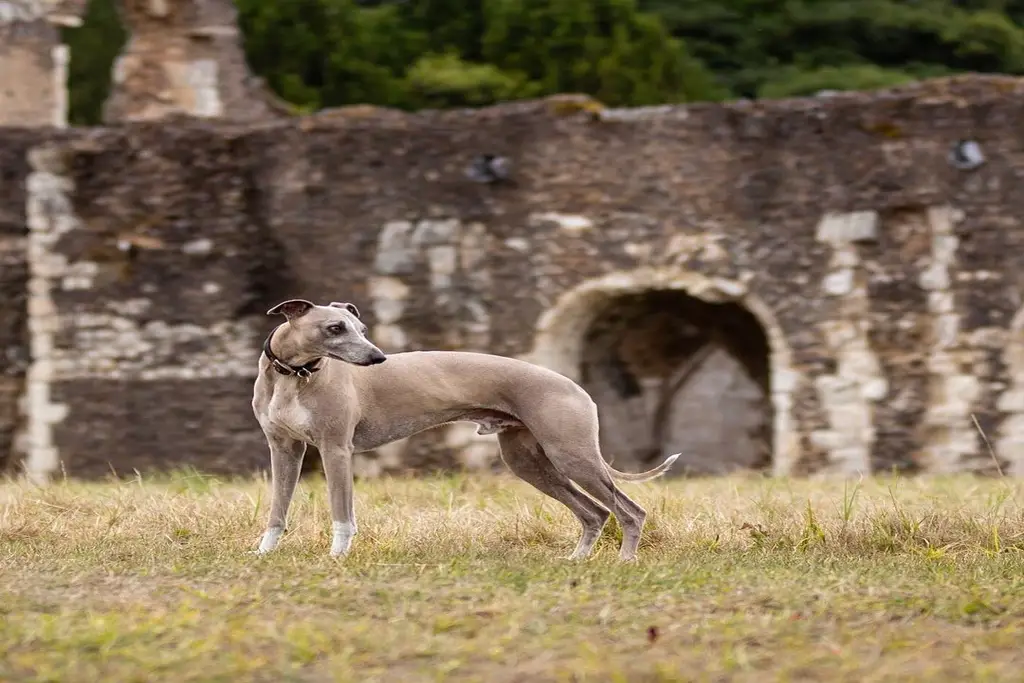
[
  {"left": 0, "top": 0, "right": 87, "bottom": 26},
  {"left": 104, "top": 0, "right": 288, "bottom": 123}
]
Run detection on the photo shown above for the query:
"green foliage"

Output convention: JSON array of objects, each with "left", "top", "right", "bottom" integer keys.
[
  {"left": 941, "top": 9, "right": 1024, "bottom": 71},
  {"left": 57, "top": 0, "right": 1024, "bottom": 120},
  {"left": 639, "top": 0, "right": 1024, "bottom": 98},
  {"left": 757, "top": 64, "right": 918, "bottom": 99},
  {"left": 480, "top": 0, "right": 727, "bottom": 105},
  {"left": 404, "top": 52, "right": 539, "bottom": 108},
  {"left": 234, "top": 0, "right": 722, "bottom": 110},
  {"left": 62, "top": 0, "right": 127, "bottom": 125},
  {"left": 235, "top": 0, "right": 419, "bottom": 111},
  {"left": 396, "top": 0, "right": 488, "bottom": 60}
]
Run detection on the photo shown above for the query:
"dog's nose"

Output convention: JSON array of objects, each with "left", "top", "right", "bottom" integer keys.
[{"left": 369, "top": 351, "right": 387, "bottom": 365}]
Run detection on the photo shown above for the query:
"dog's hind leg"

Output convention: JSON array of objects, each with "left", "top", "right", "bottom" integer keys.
[
  {"left": 524, "top": 395, "right": 650, "bottom": 561},
  {"left": 498, "top": 428, "right": 610, "bottom": 560},
  {"left": 558, "top": 458, "right": 649, "bottom": 561},
  {"left": 256, "top": 434, "right": 306, "bottom": 555}
]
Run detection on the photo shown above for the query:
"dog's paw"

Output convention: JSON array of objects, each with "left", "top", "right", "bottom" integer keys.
[
  {"left": 328, "top": 544, "right": 354, "bottom": 560},
  {"left": 328, "top": 543, "right": 353, "bottom": 559},
  {"left": 330, "top": 522, "right": 356, "bottom": 558},
  {"left": 254, "top": 528, "right": 284, "bottom": 556}
]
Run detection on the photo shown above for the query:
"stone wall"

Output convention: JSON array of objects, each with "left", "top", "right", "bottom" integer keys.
[
  {"left": 5, "top": 76, "right": 1024, "bottom": 480},
  {"left": 1, "top": 0, "right": 285, "bottom": 128},
  {"left": 0, "top": 0, "right": 85, "bottom": 128},
  {"left": 0, "top": 129, "right": 39, "bottom": 474},
  {"left": 103, "top": 0, "right": 287, "bottom": 123}
]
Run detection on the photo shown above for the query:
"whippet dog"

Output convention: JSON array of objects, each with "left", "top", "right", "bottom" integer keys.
[{"left": 252, "top": 299, "right": 679, "bottom": 561}]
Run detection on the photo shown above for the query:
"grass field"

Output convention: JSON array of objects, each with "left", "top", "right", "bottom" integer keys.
[{"left": 2, "top": 470, "right": 1024, "bottom": 682}]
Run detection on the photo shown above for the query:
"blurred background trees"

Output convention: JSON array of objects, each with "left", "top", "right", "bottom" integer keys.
[{"left": 63, "top": 0, "right": 1024, "bottom": 124}]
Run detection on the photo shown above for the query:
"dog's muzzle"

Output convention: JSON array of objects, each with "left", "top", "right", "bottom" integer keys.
[{"left": 366, "top": 351, "right": 387, "bottom": 365}]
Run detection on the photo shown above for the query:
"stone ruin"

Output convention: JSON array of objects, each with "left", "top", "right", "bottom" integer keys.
[
  {"left": 0, "top": 0, "right": 284, "bottom": 126},
  {"left": 3, "top": 1, "right": 1024, "bottom": 482}
]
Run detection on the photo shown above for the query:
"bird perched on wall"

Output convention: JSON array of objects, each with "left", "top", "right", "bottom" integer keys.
[
  {"left": 949, "top": 139, "right": 985, "bottom": 170},
  {"left": 465, "top": 154, "right": 512, "bottom": 183}
]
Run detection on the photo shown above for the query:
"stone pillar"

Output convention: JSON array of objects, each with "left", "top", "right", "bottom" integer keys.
[
  {"left": 811, "top": 210, "right": 888, "bottom": 476},
  {"left": 102, "top": 0, "right": 287, "bottom": 122},
  {"left": 0, "top": 1, "right": 86, "bottom": 128}
]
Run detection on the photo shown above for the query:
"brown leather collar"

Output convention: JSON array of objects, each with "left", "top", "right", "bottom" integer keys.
[{"left": 262, "top": 324, "right": 323, "bottom": 378}]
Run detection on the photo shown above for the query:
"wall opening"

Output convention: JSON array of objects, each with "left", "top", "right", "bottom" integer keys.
[
  {"left": 579, "top": 290, "right": 772, "bottom": 476},
  {"left": 522, "top": 268, "right": 800, "bottom": 476},
  {"left": 62, "top": 0, "right": 127, "bottom": 125}
]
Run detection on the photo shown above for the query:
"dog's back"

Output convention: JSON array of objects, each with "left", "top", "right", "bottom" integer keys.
[{"left": 354, "top": 350, "right": 586, "bottom": 412}]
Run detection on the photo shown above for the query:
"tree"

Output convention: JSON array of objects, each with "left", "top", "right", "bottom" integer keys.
[
  {"left": 396, "top": 0, "right": 488, "bottom": 60},
  {"left": 235, "top": 0, "right": 722, "bottom": 110},
  {"left": 62, "top": 0, "right": 127, "bottom": 125},
  {"left": 757, "top": 64, "right": 918, "bottom": 99},
  {"left": 640, "top": 0, "right": 1024, "bottom": 98},
  {"left": 480, "top": 0, "right": 725, "bottom": 106},
  {"left": 60, "top": 0, "right": 1024, "bottom": 120},
  {"left": 403, "top": 52, "right": 539, "bottom": 108},
  {"left": 237, "top": 0, "right": 423, "bottom": 111}
]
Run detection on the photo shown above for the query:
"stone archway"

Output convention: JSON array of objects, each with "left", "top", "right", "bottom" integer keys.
[
  {"left": 579, "top": 290, "right": 770, "bottom": 475},
  {"left": 521, "top": 268, "right": 801, "bottom": 476}
]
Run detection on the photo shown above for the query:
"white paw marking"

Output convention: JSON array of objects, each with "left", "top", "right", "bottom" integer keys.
[
  {"left": 330, "top": 521, "right": 357, "bottom": 557},
  {"left": 257, "top": 527, "right": 283, "bottom": 554}
]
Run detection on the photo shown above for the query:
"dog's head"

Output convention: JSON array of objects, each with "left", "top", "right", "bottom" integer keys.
[{"left": 267, "top": 299, "right": 386, "bottom": 367}]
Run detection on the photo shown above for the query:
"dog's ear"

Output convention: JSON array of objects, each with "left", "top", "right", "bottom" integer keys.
[
  {"left": 266, "top": 299, "right": 315, "bottom": 319},
  {"left": 329, "top": 301, "right": 360, "bottom": 319}
]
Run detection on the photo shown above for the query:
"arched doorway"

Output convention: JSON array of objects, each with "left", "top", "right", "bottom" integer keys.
[
  {"left": 580, "top": 290, "right": 771, "bottom": 476},
  {"left": 521, "top": 268, "right": 799, "bottom": 476}
]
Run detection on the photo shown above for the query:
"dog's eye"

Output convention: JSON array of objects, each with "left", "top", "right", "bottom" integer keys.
[{"left": 327, "top": 323, "right": 346, "bottom": 335}]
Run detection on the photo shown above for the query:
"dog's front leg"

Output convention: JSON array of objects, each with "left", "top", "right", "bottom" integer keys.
[
  {"left": 321, "top": 445, "right": 357, "bottom": 558},
  {"left": 256, "top": 434, "right": 306, "bottom": 555}
]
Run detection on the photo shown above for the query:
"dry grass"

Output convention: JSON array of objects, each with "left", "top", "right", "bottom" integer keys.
[{"left": 2, "top": 470, "right": 1024, "bottom": 682}]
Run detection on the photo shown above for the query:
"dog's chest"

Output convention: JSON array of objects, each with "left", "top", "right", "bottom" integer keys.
[{"left": 266, "top": 397, "right": 316, "bottom": 441}]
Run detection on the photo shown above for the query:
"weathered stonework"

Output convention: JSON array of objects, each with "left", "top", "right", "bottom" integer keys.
[
  {"left": 362, "top": 217, "right": 502, "bottom": 475},
  {"left": 20, "top": 144, "right": 74, "bottom": 482},
  {"left": 0, "top": 129, "right": 37, "bottom": 474},
  {"left": 996, "top": 307, "right": 1024, "bottom": 476},
  {"left": 371, "top": 218, "right": 494, "bottom": 353},
  {"left": 103, "top": 0, "right": 286, "bottom": 123},
  {"left": 917, "top": 206, "right": 986, "bottom": 472},
  {"left": 5, "top": 75, "right": 1024, "bottom": 479},
  {"left": 811, "top": 210, "right": 888, "bottom": 475},
  {"left": 0, "top": 0, "right": 84, "bottom": 128},
  {"left": 522, "top": 267, "right": 798, "bottom": 476},
  {"left": 5, "top": 126, "right": 274, "bottom": 478}
]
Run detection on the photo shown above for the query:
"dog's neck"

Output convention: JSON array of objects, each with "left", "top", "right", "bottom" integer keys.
[{"left": 263, "top": 324, "right": 324, "bottom": 379}]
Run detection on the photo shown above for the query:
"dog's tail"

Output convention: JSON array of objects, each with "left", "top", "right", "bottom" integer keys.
[{"left": 605, "top": 453, "right": 680, "bottom": 482}]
